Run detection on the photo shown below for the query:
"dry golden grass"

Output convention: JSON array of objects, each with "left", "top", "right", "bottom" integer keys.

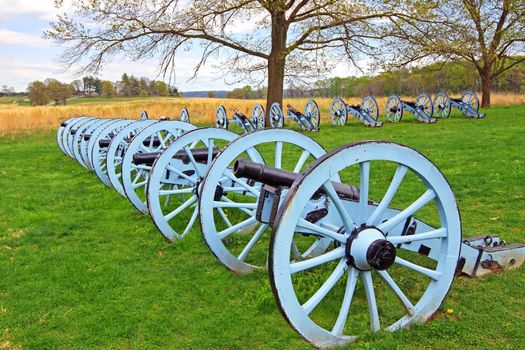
[{"left": 1, "top": 92, "right": 524, "bottom": 135}]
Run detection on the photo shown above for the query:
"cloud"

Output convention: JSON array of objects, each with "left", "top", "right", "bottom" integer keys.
[
  {"left": 0, "top": 29, "right": 47, "bottom": 47},
  {"left": 0, "top": 0, "right": 69, "bottom": 21}
]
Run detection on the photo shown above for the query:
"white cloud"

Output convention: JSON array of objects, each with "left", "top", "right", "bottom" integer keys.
[
  {"left": 0, "top": 29, "right": 47, "bottom": 47},
  {"left": 0, "top": 0, "right": 70, "bottom": 21}
]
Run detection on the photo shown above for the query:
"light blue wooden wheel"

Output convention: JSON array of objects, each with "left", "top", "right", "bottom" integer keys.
[
  {"left": 385, "top": 95, "right": 403, "bottom": 122},
  {"left": 92, "top": 120, "right": 135, "bottom": 187},
  {"left": 68, "top": 117, "right": 99, "bottom": 159},
  {"left": 79, "top": 119, "right": 115, "bottom": 169},
  {"left": 433, "top": 93, "right": 451, "bottom": 118},
  {"left": 251, "top": 104, "right": 266, "bottom": 129},
  {"left": 361, "top": 96, "right": 379, "bottom": 121},
  {"left": 215, "top": 105, "right": 228, "bottom": 129},
  {"left": 122, "top": 121, "right": 196, "bottom": 213},
  {"left": 180, "top": 108, "right": 190, "bottom": 123},
  {"left": 416, "top": 93, "right": 434, "bottom": 118},
  {"left": 198, "top": 129, "right": 331, "bottom": 274},
  {"left": 140, "top": 111, "right": 149, "bottom": 120},
  {"left": 269, "top": 141, "right": 461, "bottom": 348},
  {"left": 330, "top": 98, "right": 348, "bottom": 126},
  {"left": 269, "top": 102, "right": 284, "bottom": 128},
  {"left": 57, "top": 117, "right": 80, "bottom": 155},
  {"left": 148, "top": 128, "right": 238, "bottom": 241},
  {"left": 62, "top": 117, "right": 92, "bottom": 158},
  {"left": 461, "top": 90, "right": 479, "bottom": 112},
  {"left": 304, "top": 99, "right": 320, "bottom": 130},
  {"left": 86, "top": 119, "right": 122, "bottom": 171},
  {"left": 106, "top": 120, "right": 157, "bottom": 196},
  {"left": 70, "top": 118, "right": 100, "bottom": 165}
]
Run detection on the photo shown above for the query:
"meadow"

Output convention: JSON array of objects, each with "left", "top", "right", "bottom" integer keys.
[
  {"left": 1, "top": 92, "right": 525, "bottom": 135},
  {"left": 0, "top": 100, "right": 525, "bottom": 349}
]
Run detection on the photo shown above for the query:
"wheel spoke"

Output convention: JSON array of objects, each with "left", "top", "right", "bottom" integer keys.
[
  {"left": 388, "top": 227, "right": 447, "bottom": 245},
  {"left": 302, "top": 259, "right": 347, "bottom": 315},
  {"left": 158, "top": 187, "right": 194, "bottom": 196},
  {"left": 395, "top": 256, "right": 442, "bottom": 280},
  {"left": 132, "top": 180, "right": 147, "bottom": 189},
  {"left": 218, "top": 216, "right": 258, "bottom": 239},
  {"left": 332, "top": 267, "right": 359, "bottom": 336},
  {"left": 289, "top": 247, "right": 345, "bottom": 274},
  {"left": 165, "top": 195, "right": 197, "bottom": 221},
  {"left": 367, "top": 164, "right": 408, "bottom": 226},
  {"left": 275, "top": 141, "right": 282, "bottom": 169},
  {"left": 358, "top": 161, "right": 370, "bottom": 223},
  {"left": 237, "top": 223, "right": 269, "bottom": 261},
  {"left": 217, "top": 207, "right": 233, "bottom": 227},
  {"left": 223, "top": 169, "right": 260, "bottom": 196},
  {"left": 184, "top": 145, "right": 203, "bottom": 177},
  {"left": 322, "top": 180, "right": 356, "bottom": 230},
  {"left": 181, "top": 205, "right": 199, "bottom": 238},
  {"left": 362, "top": 271, "right": 380, "bottom": 332},
  {"left": 293, "top": 150, "right": 310, "bottom": 173},
  {"left": 207, "top": 138, "right": 215, "bottom": 165},
  {"left": 213, "top": 201, "right": 257, "bottom": 210},
  {"left": 297, "top": 218, "right": 347, "bottom": 244},
  {"left": 218, "top": 196, "right": 255, "bottom": 216},
  {"left": 377, "top": 270, "right": 415, "bottom": 316},
  {"left": 166, "top": 165, "right": 197, "bottom": 184},
  {"left": 378, "top": 189, "right": 436, "bottom": 233}
]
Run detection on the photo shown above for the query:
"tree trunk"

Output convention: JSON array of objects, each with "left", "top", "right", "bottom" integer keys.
[
  {"left": 266, "top": 11, "right": 287, "bottom": 122},
  {"left": 480, "top": 68, "right": 492, "bottom": 108}
]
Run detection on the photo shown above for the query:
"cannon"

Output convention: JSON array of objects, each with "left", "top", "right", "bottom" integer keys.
[
  {"left": 269, "top": 100, "right": 320, "bottom": 131},
  {"left": 215, "top": 104, "right": 266, "bottom": 132},
  {"left": 330, "top": 96, "right": 382, "bottom": 127},
  {"left": 195, "top": 129, "right": 524, "bottom": 347},
  {"left": 433, "top": 90, "right": 486, "bottom": 119},
  {"left": 386, "top": 93, "right": 436, "bottom": 123}
]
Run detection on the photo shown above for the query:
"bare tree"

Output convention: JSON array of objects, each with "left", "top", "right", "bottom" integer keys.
[
  {"left": 383, "top": 0, "right": 525, "bottom": 107},
  {"left": 45, "top": 0, "right": 404, "bottom": 111}
]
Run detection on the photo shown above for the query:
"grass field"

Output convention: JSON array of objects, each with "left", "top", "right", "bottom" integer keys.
[
  {"left": 1, "top": 92, "right": 525, "bottom": 135},
  {"left": 1, "top": 104, "right": 525, "bottom": 349}
]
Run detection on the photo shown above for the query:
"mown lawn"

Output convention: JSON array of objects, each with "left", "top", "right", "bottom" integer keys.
[{"left": 1, "top": 106, "right": 524, "bottom": 349}]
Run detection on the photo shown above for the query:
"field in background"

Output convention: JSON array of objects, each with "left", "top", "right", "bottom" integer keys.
[
  {"left": 1, "top": 92, "right": 525, "bottom": 135},
  {"left": 0, "top": 104, "right": 524, "bottom": 349}
]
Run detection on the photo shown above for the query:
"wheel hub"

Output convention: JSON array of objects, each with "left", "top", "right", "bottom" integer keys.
[{"left": 345, "top": 226, "right": 396, "bottom": 271}]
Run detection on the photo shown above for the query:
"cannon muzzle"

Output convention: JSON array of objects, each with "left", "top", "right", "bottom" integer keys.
[{"left": 233, "top": 158, "right": 359, "bottom": 200}]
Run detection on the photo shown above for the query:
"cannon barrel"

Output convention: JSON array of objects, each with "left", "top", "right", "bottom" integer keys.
[
  {"left": 61, "top": 121, "right": 68, "bottom": 127},
  {"left": 83, "top": 134, "right": 91, "bottom": 141},
  {"left": 70, "top": 129, "right": 77, "bottom": 135},
  {"left": 133, "top": 147, "right": 220, "bottom": 166},
  {"left": 233, "top": 158, "right": 359, "bottom": 200},
  {"left": 99, "top": 138, "right": 111, "bottom": 148}
]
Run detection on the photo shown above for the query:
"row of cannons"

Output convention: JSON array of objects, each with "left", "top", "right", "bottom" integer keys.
[
  {"left": 57, "top": 115, "right": 521, "bottom": 348},
  {"left": 210, "top": 90, "right": 486, "bottom": 133}
]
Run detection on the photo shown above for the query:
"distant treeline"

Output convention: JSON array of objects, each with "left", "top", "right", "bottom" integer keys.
[
  {"left": 287, "top": 59, "right": 525, "bottom": 98},
  {"left": 25, "top": 74, "right": 180, "bottom": 106},
  {"left": 221, "top": 59, "right": 525, "bottom": 99}
]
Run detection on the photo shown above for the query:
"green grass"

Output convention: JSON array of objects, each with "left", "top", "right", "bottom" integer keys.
[{"left": 1, "top": 105, "right": 525, "bottom": 349}]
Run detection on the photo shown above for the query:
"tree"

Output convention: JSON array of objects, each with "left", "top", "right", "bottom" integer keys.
[
  {"left": 384, "top": 0, "right": 525, "bottom": 107},
  {"left": 101, "top": 80, "right": 116, "bottom": 98},
  {"left": 207, "top": 91, "right": 217, "bottom": 98},
  {"left": 46, "top": 79, "right": 74, "bottom": 105},
  {"left": 45, "top": 0, "right": 408, "bottom": 116},
  {"left": 27, "top": 81, "right": 49, "bottom": 105},
  {"left": 156, "top": 81, "right": 169, "bottom": 96}
]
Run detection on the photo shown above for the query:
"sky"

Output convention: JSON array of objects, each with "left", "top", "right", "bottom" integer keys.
[{"left": 0, "top": 0, "right": 359, "bottom": 93}]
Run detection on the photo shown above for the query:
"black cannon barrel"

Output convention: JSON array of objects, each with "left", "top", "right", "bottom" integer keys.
[
  {"left": 61, "top": 121, "right": 68, "bottom": 127},
  {"left": 83, "top": 134, "right": 91, "bottom": 141},
  {"left": 133, "top": 147, "right": 220, "bottom": 166},
  {"left": 70, "top": 129, "right": 77, "bottom": 135},
  {"left": 233, "top": 158, "right": 360, "bottom": 201},
  {"left": 142, "top": 136, "right": 161, "bottom": 147},
  {"left": 133, "top": 152, "right": 161, "bottom": 166},
  {"left": 99, "top": 138, "right": 111, "bottom": 148}
]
